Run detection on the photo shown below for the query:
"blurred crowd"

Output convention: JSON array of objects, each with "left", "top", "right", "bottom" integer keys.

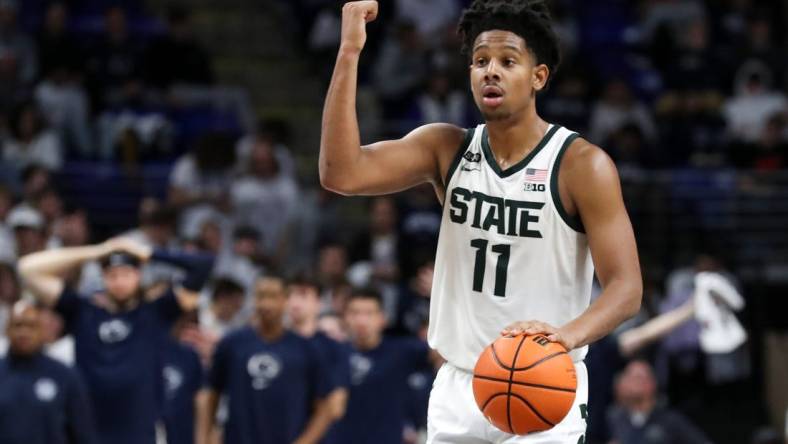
[{"left": 0, "top": 0, "right": 786, "bottom": 444}]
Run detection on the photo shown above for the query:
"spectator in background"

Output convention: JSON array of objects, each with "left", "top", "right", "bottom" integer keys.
[
  {"left": 541, "top": 67, "right": 593, "bottom": 135},
  {"left": 349, "top": 197, "right": 400, "bottom": 285},
  {"left": 0, "top": 261, "right": 19, "bottom": 338},
  {"left": 394, "top": 0, "right": 460, "bottom": 42},
  {"left": 0, "top": 300, "right": 98, "bottom": 444},
  {"left": 333, "top": 289, "right": 437, "bottom": 444},
  {"left": 230, "top": 135, "right": 298, "bottom": 258},
  {"left": 409, "top": 70, "right": 472, "bottom": 127},
  {"left": 18, "top": 237, "right": 214, "bottom": 444},
  {"left": 723, "top": 61, "right": 787, "bottom": 144},
  {"left": 168, "top": 131, "right": 236, "bottom": 239},
  {"left": 6, "top": 205, "right": 47, "bottom": 259},
  {"left": 199, "top": 274, "right": 336, "bottom": 444},
  {"left": 730, "top": 113, "right": 788, "bottom": 170},
  {"left": 198, "top": 276, "right": 247, "bottom": 339},
  {"left": 589, "top": 79, "right": 656, "bottom": 146},
  {"left": 213, "top": 225, "right": 266, "bottom": 292},
  {"left": 373, "top": 21, "right": 428, "bottom": 125},
  {"left": 287, "top": 273, "right": 351, "bottom": 444},
  {"left": 0, "top": 0, "right": 37, "bottom": 106},
  {"left": 85, "top": 6, "right": 144, "bottom": 109},
  {"left": 2, "top": 101, "right": 63, "bottom": 173},
  {"left": 733, "top": 12, "right": 783, "bottom": 91},
  {"left": 317, "top": 241, "right": 350, "bottom": 311},
  {"left": 607, "top": 360, "right": 711, "bottom": 444},
  {"left": 35, "top": 2, "right": 81, "bottom": 82},
  {"left": 161, "top": 311, "right": 203, "bottom": 444},
  {"left": 144, "top": 5, "right": 213, "bottom": 90}
]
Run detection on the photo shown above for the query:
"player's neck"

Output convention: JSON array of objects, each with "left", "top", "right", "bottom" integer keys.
[
  {"left": 354, "top": 334, "right": 382, "bottom": 351},
  {"left": 485, "top": 108, "right": 548, "bottom": 167},
  {"left": 292, "top": 318, "right": 319, "bottom": 338},
  {"left": 256, "top": 321, "right": 285, "bottom": 341}
]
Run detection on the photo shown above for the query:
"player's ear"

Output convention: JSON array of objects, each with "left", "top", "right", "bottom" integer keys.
[{"left": 532, "top": 64, "right": 549, "bottom": 92}]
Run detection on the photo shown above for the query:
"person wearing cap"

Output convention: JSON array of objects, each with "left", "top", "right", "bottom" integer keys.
[
  {"left": 17, "top": 236, "right": 214, "bottom": 444},
  {"left": 6, "top": 205, "right": 47, "bottom": 259},
  {"left": 0, "top": 300, "right": 98, "bottom": 444}
]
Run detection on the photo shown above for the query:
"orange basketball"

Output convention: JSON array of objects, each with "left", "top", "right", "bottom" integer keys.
[{"left": 472, "top": 334, "right": 577, "bottom": 435}]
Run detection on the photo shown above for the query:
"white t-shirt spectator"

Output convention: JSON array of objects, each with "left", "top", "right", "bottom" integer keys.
[
  {"left": 2, "top": 130, "right": 63, "bottom": 172},
  {"left": 230, "top": 174, "right": 298, "bottom": 253}
]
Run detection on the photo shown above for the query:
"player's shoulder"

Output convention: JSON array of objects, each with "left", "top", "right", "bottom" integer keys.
[
  {"left": 561, "top": 137, "right": 614, "bottom": 173},
  {"left": 559, "top": 136, "right": 618, "bottom": 185},
  {"left": 220, "top": 325, "right": 256, "bottom": 346}
]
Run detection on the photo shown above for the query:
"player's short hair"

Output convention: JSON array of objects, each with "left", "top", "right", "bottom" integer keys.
[
  {"left": 347, "top": 287, "right": 384, "bottom": 310},
  {"left": 458, "top": 0, "right": 561, "bottom": 77},
  {"left": 212, "top": 277, "right": 245, "bottom": 299},
  {"left": 287, "top": 270, "right": 322, "bottom": 295}
]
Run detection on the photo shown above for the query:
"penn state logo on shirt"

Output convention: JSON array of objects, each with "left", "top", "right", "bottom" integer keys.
[
  {"left": 350, "top": 353, "right": 372, "bottom": 385},
  {"left": 163, "top": 365, "right": 183, "bottom": 399},
  {"left": 98, "top": 319, "right": 132, "bottom": 343},
  {"left": 247, "top": 353, "right": 281, "bottom": 390},
  {"left": 34, "top": 378, "right": 58, "bottom": 402}
]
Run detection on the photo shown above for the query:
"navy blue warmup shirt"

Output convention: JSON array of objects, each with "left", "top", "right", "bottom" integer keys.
[
  {"left": 56, "top": 287, "right": 181, "bottom": 444},
  {"left": 309, "top": 332, "right": 351, "bottom": 444},
  {"left": 333, "top": 336, "right": 430, "bottom": 444},
  {"left": 162, "top": 339, "right": 203, "bottom": 444},
  {"left": 0, "top": 353, "right": 98, "bottom": 444},
  {"left": 209, "top": 327, "right": 331, "bottom": 444}
]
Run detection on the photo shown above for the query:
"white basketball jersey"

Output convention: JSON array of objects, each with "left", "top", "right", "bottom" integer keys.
[{"left": 428, "top": 123, "right": 594, "bottom": 371}]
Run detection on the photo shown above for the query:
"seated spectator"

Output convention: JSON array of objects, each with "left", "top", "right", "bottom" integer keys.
[
  {"left": 607, "top": 360, "right": 711, "bottom": 444},
  {"left": 143, "top": 5, "right": 213, "bottom": 90},
  {"left": 0, "top": 0, "right": 37, "bottom": 106},
  {"left": 2, "top": 101, "right": 63, "bottom": 173},
  {"left": 408, "top": 70, "right": 473, "bottom": 127},
  {"left": 35, "top": 2, "right": 82, "bottom": 82},
  {"left": 213, "top": 225, "right": 266, "bottom": 292},
  {"left": 85, "top": 6, "right": 145, "bottom": 109},
  {"left": 6, "top": 205, "right": 47, "bottom": 259},
  {"left": 729, "top": 113, "right": 788, "bottom": 170},
  {"left": 724, "top": 62, "right": 787, "bottom": 143},
  {"left": 395, "top": 0, "right": 460, "bottom": 42},
  {"left": 168, "top": 132, "right": 236, "bottom": 239},
  {"left": 588, "top": 79, "right": 656, "bottom": 145},
  {"left": 373, "top": 21, "right": 428, "bottom": 124},
  {"left": 230, "top": 135, "right": 298, "bottom": 257}
]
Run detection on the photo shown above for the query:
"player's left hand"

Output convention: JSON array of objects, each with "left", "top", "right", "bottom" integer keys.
[{"left": 501, "top": 320, "right": 577, "bottom": 350}]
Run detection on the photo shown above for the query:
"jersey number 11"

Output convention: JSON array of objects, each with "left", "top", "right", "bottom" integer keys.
[{"left": 470, "top": 239, "right": 510, "bottom": 297}]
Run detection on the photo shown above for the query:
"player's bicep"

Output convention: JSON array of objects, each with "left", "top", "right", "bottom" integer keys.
[
  {"left": 570, "top": 148, "right": 640, "bottom": 288},
  {"left": 331, "top": 124, "right": 464, "bottom": 195}
]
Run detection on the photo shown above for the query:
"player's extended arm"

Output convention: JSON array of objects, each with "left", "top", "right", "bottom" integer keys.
[
  {"left": 195, "top": 389, "right": 220, "bottom": 444},
  {"left": 556, "top": 143, "right": 642, "bottom": 349},
  {"left": 319, "top": 0, "right": 462, "bottom": 195},
  {"left": 292, "top": 398, "right": 337, "bottom": 444},
  {"left": 17, "top": 243, "right": 115, "bottom": 307}
]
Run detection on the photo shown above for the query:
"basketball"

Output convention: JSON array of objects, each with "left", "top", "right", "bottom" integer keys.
[{"left": 472, "top": 335, "right": 577, "bottom": 435}]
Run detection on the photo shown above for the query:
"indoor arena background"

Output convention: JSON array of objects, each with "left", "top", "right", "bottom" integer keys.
[{"left": 0, "top": 0, "right": 786, "bottom": 443}]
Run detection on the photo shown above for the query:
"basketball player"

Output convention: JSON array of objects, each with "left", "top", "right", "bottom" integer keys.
[{"left": 320, "top": 1, "right": 642, "bottom": 442}]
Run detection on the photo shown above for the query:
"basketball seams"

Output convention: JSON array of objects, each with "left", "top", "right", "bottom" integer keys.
[
  {"left": 506, "top": 335, "right": 527, "bottom": 434},
  {"left": 508, "top": 392, "right": 556, "bottom": 427},
  {"left": 472, "top": 374, "right": 576, "bottom": 393},
  {"left": 490, "top": 342, "right": 569, "bottom": 371}
]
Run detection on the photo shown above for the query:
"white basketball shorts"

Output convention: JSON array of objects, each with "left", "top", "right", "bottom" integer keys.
[{"left": 427, "top": 361, "right": 588, "bottom": 444}]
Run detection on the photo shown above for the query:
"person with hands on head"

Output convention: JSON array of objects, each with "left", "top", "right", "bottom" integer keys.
[
  {"left": 320, "top": 1, "right": 642, "bottom": 442},
  {"left": 17, "top": 236, "right": 214, "bottom": 444}
]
